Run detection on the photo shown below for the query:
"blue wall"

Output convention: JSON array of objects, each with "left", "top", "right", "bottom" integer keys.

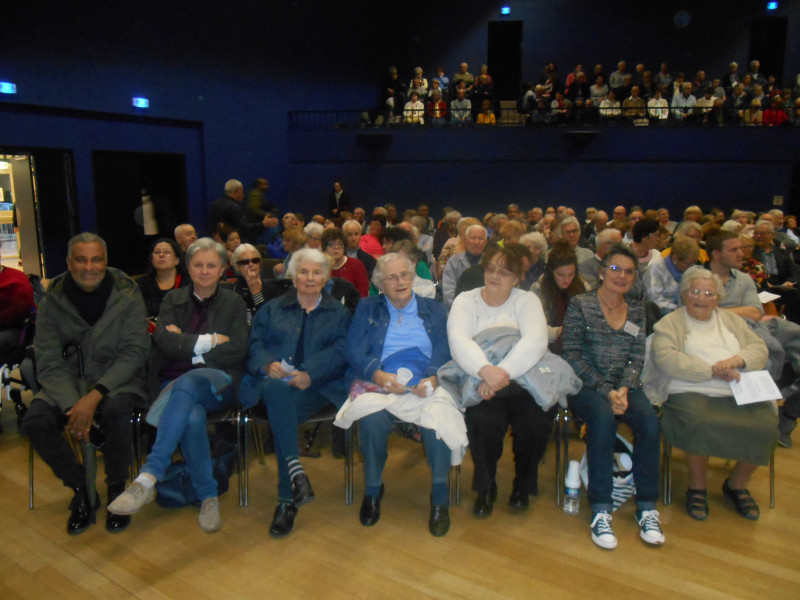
[
  {"left": 287, "top": 126, "right": 799, "bottom": 218},
  {"left": 1, "top": 1, "right": 799, "bottom": 246}
]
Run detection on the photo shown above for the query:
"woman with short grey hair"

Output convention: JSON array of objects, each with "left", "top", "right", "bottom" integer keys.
[{"left": 643, "top": 264, "right": 774, "bottom": 522}]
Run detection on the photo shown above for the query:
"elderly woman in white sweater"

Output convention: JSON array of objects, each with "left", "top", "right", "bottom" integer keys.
[
  {"left": 643, "top": 266, "right": 775, "bottom": 522},
  {"left": 447, "top": 244, "right": 550, "bottom": 519}
]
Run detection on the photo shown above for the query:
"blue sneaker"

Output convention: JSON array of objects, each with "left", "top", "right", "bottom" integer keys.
[
  {"left": 637, "top": 509, "right": 665, "bottom": 545},
  {"left": 590, "top": 511, "right": 617, "bottom": 549}
]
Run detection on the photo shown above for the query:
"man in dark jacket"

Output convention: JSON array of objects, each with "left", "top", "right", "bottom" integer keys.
[
  {"left": 21, "top": 233, "right": 150, "bottom": 535},
  {"left": 209, "top": 179, "right": 276, "bottom": 244}
]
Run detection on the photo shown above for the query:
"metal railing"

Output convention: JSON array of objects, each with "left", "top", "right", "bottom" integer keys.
[{"left": 288, "top": 106, "right": 797, "bottom": 130}]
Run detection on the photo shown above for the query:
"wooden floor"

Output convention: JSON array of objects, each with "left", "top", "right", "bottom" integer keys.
[{"left": 1, "top": 391, "right": 799, "bottom": 600}]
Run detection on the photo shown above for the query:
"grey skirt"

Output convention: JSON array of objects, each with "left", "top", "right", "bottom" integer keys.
[{"left": 661, "top": 392, "right": 778, "bottom": 466}]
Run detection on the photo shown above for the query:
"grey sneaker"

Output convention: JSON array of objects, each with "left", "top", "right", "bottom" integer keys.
[
  {"left": 198, "top": 497, "right": 222, "bottom": 533},
  {"left": 778, "top": 414, "right": 796, "bottom": 448},
  {"left": 107, "top": 481, "right": 155, "bottom": 515}
]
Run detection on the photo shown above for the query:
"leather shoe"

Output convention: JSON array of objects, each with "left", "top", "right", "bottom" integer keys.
[
  {"left": 105, "top": 484, "right": 131, "bottom": 533},
  {"left": 359, "top": 485, "right": 384, "bottom": 527},
  {"left": 67, "top": 486, "right": 99, "bottom": 536},
  {"left": 472, "top": 490, "right": 495, "bottom": 519},
  {"left": 290, "top": 472, "right": 315, "bottom": 507},
  {"left": 509, "top": 487, "right": 530, "bottom": 511},
  {"left": 428, "top": 503, "right": 450, "bottom": 537},
  {"left": 269, "top": 501, "right": 298, "bottom": 538}
]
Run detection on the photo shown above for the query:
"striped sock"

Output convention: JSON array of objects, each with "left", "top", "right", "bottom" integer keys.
[{"left": 287, "top": 457, "right": 305, "bottom": 480}]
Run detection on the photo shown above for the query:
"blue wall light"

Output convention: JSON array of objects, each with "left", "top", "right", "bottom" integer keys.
[
  {"left": 767, "top": 2, "right": 778, "bottom": 10},
  {"left": 0, "top": 82, "right": 17, "bottom": 94},
  {"left": 132, "top": 97, "right": 150, "bottom": 108},
  {"left": 500, "top": 6, "right": 511, "bottom": 15}
]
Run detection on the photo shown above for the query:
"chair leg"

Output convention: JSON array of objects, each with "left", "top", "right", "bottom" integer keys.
[
  {"left": 251, "top": 419, "right": 265, "bottom": 465},
  {"left": 242, "top": 413, "right": 250, "bottom": 508},
  {"left": 448, "top": 464, "right": 461, "bottom": 507},
  {"left": 554, "top": 408, "right": 562, "bottom": 507},
  {"left": 28, "top": 441, "right": 34, "bottom": 509},
  {"left": 234, "top": 410, "right": 244, "bottom": 508},
  {"left": 344, "top": 424, "right": 354, "bottom": 505},
  {"left": 769, "top": 452, "right": 775, "bottom": 509},
  {"left": 662, "top": 438, "right": 672, "bottom": 505}
]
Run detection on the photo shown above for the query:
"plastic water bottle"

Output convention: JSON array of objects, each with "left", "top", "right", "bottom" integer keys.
[{"left": 563, "top": 460, "right": 581, "bottom": 514}]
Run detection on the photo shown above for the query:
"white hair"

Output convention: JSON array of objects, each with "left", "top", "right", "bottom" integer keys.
[{"left": 224, "top": 179, "right": 243, "bottom": 195}]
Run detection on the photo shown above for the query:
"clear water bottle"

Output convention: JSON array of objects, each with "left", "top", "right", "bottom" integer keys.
[{"left": 563, "top": 460, "right": 581, "bottom": 514}]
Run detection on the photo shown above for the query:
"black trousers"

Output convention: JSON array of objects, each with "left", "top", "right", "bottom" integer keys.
[
  {"left": 465, "top": 383, "right": 554, "bottom": 495},
  {"left": 22, "top": 394, "right": 134, "bottom": 491}
]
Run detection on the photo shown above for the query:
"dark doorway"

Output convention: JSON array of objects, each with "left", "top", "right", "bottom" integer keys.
[
  {"left": 749, "top": 16, "right": 788, "bottom": 85},
  {"left": 92, "top": 151, "right": 188, "bottom": 276},
  {"left": 488, "top": 21, "right": 523, "bottom": 100}
]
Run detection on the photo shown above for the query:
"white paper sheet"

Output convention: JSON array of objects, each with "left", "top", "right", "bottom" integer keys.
[
  {"left": 730, "top": 370, "right": 782, "bottom": 405},
  {"left": 758, "top": 291, "right": 781, "bottom": 303}
]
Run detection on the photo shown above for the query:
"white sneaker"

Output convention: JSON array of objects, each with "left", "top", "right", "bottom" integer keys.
[
  {"left": 107, "top": 481, "right": 155, "bottom": 515},
  {"left": 198, "top": 497, "right": 222, "bottom": 533},
  {"left": 637, "top": 509, "right": 665, "bottom": 545},
  {"left": 590, "top": 511, "right": 617, "bottom": 549}
]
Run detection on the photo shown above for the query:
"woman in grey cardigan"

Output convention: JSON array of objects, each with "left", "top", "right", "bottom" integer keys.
[
  {"left": 562, "top": 244, "right": 662, "bottom": 550},
  {"left": 643, "top": 266, "right": 775, "bottom": 522}
]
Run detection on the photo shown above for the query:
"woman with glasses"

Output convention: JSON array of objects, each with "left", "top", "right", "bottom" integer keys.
[
  {"left": 447, "top": 245, "right": 552, "bottom": 519},
  {"left": 228, "top": 243, "right": 266, "bottom": 324},
  {"left": 562, "top": 243, "right": 663, "bottom": 550},
  {"left": 322, "top": 228, "right": 369, "bottom": 297},
  {"left": 643, "top": 266, "right": 774, "bottom": 522},
  {"left": 338, "top": 252, "right": 459, "bottom": 536},
  {"left": 137, "top": 238, "right": 189, "bottom": 323}
]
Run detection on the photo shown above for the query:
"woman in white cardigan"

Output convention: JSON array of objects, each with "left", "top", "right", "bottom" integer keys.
[
  {"left": 447, "top": 245, "right": 550, "bottom": 519},
  {"left": 643, "top": 266, "right": 776, "bottom": 522}
]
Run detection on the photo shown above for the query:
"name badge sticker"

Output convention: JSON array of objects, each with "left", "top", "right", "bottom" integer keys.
[{"left": 623, "top": 321, "right": 640, "bottom": 337}]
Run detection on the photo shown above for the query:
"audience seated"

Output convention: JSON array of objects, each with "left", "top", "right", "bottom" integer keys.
[
  {"left": 109, "top": 238, "right": 248, "bottom": 533},
  {"left": 137, "top": 238, "right": 189, "bottom": 322},
  {"left": 563, "top": 243, "right": 663, "bottom": 549},
  {"left": 336, "top": 253, "right": 460, "bottom": 536},
  {"left": 642, "top": 266, "right": 774, "bottom": 521}
]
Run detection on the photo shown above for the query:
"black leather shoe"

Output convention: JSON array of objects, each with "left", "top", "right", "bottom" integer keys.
[
  {"left": 67, "top": 486, "right": 99, "bottom": 535},
  {"left": 359, "top": 485, "right": 385, "bottom": 527},
  {"left": 472, "top": 490, "right": 494, "bottom": 519},
  {"left": 429, "top": 503, "right": 450, "bottom": 537},
  {"left": 105, "top": 484, "right": 131, "bottom": 533},
  {"left": 269, "top": 501, "right": 298, "bottom": 538},
  {"left": 290, "top": 472, "right": 315, "bottom": 507},
  {"left": 509, "top": 487, "right": 530, "bottom": 511}
]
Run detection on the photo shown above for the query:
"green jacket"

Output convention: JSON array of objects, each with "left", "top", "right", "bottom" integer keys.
[{"left": 34, "top": 268, "right": 150, "bottom": 412}]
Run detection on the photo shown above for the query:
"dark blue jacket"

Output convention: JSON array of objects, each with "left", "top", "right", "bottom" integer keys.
[
  {"left": 345, "top": 294, "right": 450, "bottom": 387},
  {"left": 240, "top": 289, "right": 351, "bottom": 408}
]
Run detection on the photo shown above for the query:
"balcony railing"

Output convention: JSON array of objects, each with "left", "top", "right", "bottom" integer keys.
[{"left": 288, "top": 106, "right": 796, "bottom": 130}]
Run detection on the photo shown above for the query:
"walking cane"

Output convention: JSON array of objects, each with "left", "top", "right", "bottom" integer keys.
[{"left": 62, "top": 342, "right": 98, "bottom": 508}]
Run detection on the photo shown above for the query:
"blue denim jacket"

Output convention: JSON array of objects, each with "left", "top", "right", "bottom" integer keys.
[
  {"left": 345, "top": 294, "right": 450, "bottom": 387},
  {"left": 239, "top": 289, "right": 352, "bottom": 408}
]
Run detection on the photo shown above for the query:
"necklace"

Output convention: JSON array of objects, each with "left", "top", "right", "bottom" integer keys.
[{"left": 598, "top": 290, "right": 624, "bottom": 312}]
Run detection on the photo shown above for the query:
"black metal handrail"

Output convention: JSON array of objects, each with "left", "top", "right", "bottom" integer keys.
[{"left": 288, "top": 106, "right": 797, "bottom": 130}]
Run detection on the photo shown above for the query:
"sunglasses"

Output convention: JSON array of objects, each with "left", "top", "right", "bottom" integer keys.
[{"left": 236, "top": 257, "right": 262, "bottom": 266}]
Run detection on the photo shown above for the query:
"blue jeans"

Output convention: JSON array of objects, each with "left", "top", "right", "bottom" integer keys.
[
  {"left": 143, "top": 368, "right": 235, "bottom": 501},
  {"left": 258, "top": 378, "right": 332, "bottom": 502},
  {"left": 359, "top": 409, "right": 451, "bottom": 490},
  {"left": 568, "top": 386, "right": 660, "bottom": 512}
]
